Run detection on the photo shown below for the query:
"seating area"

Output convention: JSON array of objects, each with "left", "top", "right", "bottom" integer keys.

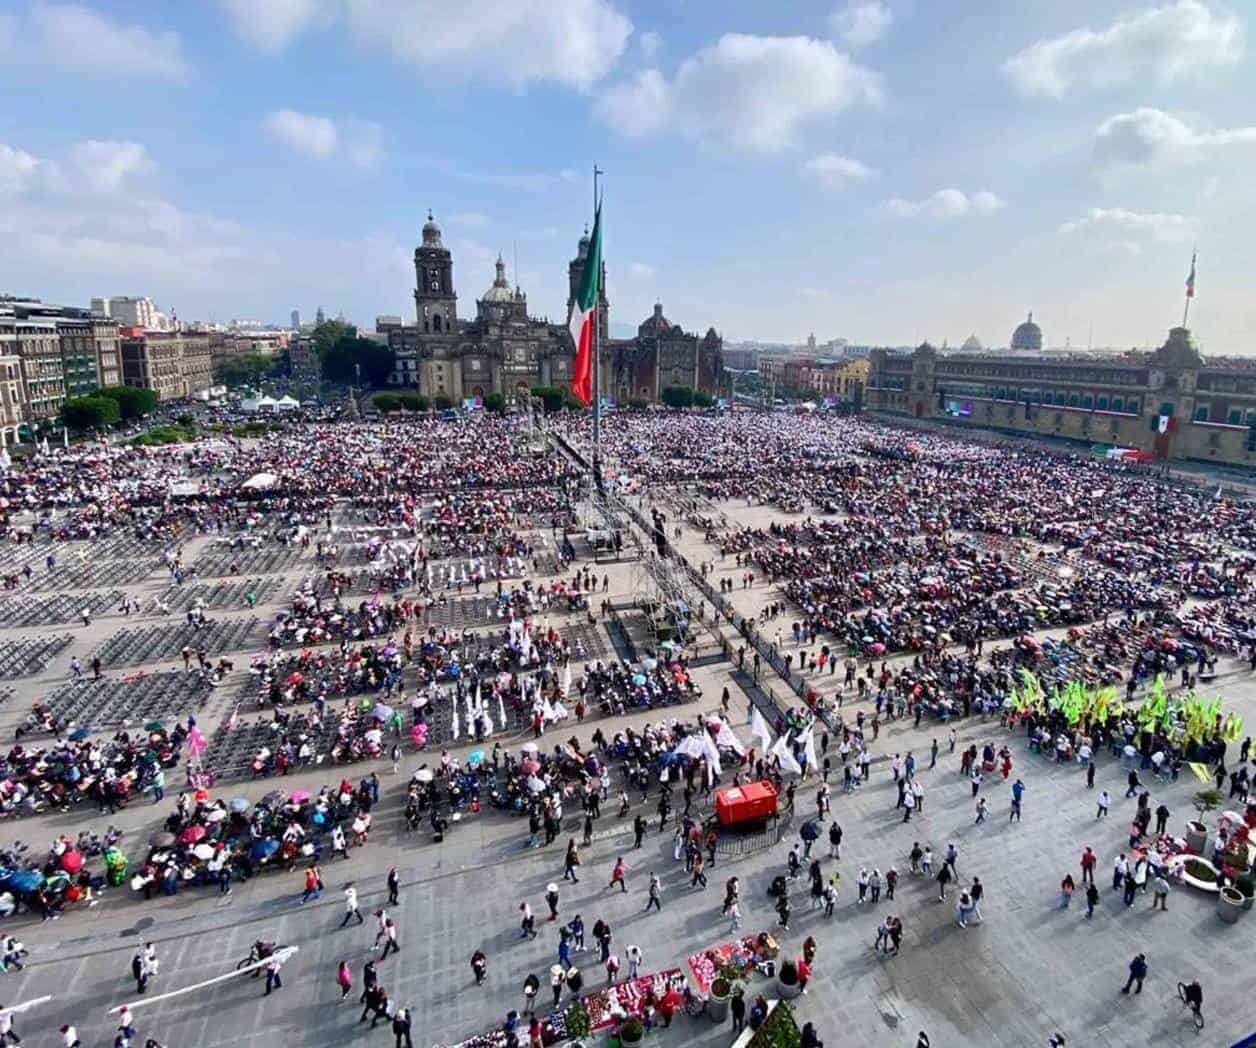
[
  {"left": 158, "top": 577, "right": 283, "bottom": 612},
  {"left": 43, "top": 670, "right": 214, "bottom": 728},
  {"left": 26, "top": 559, "right": 159, "bottom": 591},
  {"left": 0, "top": 589, "right": 125, "bottom": 627},
  {"left": 421, "top": 595, "right": 500, "bottom": 629},
  {"left": 0, "top": 635, "right": 73, "bottom": 678},
  {"left": 91, "top": 617, "right": 262, "bottom": 668},
  {"left": 192, "top": 548, "right": 302, "bottom": 577}
]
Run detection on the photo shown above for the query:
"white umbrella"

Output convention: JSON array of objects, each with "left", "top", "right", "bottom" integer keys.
[{"left": 521, "top": 742, "right": 539, "bottom": 755}]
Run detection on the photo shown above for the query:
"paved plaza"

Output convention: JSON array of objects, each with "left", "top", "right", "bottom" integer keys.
[{"left": 0, "top": 418, "right": 1253, "bottom": 1048}]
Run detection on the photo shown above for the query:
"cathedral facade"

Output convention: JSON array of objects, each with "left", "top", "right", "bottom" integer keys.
[{"left": 389, "top": 214, "right": 723, "bottom": 404}]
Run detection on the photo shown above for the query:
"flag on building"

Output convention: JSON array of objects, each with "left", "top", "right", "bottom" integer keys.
[
  {"left": 1186, "top": 251, "right": 1196, "bottom": 299},
  {"left": 568, "top": 206, "right": 602, "bottom": 406}
]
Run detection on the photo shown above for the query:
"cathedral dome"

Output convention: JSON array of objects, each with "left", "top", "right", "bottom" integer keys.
[
  {"left": 422, "top": 211, "right": 443, "bottom": 248},
  {"left": 961, "top": 333, "right": 983, "bottom": 352},
  {"left": 481, "top": 256, "right": 514, "bottom": 303},
  {"left": 1011, "top": 311, "right": 1042, "bottom": 351}
]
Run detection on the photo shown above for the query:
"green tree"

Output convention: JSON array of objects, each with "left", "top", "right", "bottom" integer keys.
[
  {"left": 321, "top": 336, "right": 396, "bottom": 388},
  {"left": 531, "top": 386, "right": 566, "bottom": 414},
  {"left": 218, "top": 353, "right": 273, "bottom": 389},
  {"left": 98, "top": 386, "right": 158, "bottom": 420},
  {"left": 398, "top": 392, "right": 429, "bottom": 411},
  {"left": 482, "top": 392, "right": 505, "bottom": 413},
  {"left": 433, "top": 394, "right": 453, "bottom": 410},
  {"left": 312, "top": 319, "right": 353, "bottom": 357},
  {"left": 693, "top": 391, "right": 715, "bottom": 408},
  {"left": 661, "top": 386, "right": 695, "bottom": 409},
  {"left": 373, "top": 393, "right": 401, "bottom": 413},
  {"left": 62, "top": 395, "right": 121, "bottom": 430}
]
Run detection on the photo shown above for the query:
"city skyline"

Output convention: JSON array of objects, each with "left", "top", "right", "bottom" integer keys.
[{"left": 2, "top": 1, "right": 1255, "bottom": 351}]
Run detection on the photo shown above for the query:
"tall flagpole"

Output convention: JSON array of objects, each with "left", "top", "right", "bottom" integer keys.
[
  {"left": 592, "top": 164, "right": 604, "bottom": 492},
  {"left": 1182, "top": 247, "right": 1196, "bottom": 328}
]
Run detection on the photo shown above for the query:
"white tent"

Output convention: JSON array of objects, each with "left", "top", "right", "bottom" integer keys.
[
  {"left": 169, "top": 480, "right": 201, "bottom": 497},
  {"left": 275, "top": 395, "right": 300, "bottom": 412},
  {"left": 242, "top": 472, "right": 279, "bottom": 490},
  {"left": 241, "top": 395, "right": 277, "bottom": 413}
]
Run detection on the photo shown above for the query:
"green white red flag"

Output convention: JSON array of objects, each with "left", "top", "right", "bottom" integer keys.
[{"left": 568, "top": 206, "right": 602, "bottom": 406}]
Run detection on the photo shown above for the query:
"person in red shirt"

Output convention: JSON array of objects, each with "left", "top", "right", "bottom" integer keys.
[
  {"left": 1080, "top": 847, "right": 1097, "bottom": 885},
  {"left": 608, "top": 857, "right": 628, "bottom": 893},
  {"left": 796, "top": 954, "right": 812, "bottom": 994}
]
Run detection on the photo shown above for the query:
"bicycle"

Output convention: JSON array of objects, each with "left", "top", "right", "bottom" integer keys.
[{"left": 1176, "top": 982, "right": 1205, "bottom": 1032}]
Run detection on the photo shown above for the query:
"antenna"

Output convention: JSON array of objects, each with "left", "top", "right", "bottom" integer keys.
[{"left": 514, "top": 239, "right": 519, "bottom": 293}]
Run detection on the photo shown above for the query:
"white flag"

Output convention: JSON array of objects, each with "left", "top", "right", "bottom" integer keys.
[
  {"left": 802, "top": 726, "right": 819, "bottom": 777},
  {"left": 750, "top": 706, "right": 773, "bottom": 754},
  {"left": 768, "top": 734, "right": 802, "bottom": 776},
  {"left": 715, "top": 720, "right": 746, "bottom": 756}
]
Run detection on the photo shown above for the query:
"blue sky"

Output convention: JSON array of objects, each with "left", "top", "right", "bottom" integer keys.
[{"left": 1, "top": 0, "right": 1254, "bottom": 352}]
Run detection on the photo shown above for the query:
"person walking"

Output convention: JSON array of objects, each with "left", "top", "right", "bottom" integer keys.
[
  {"left": 1059, "top": 874, "right": 1075, "bottom": 909},
  {"left": 728, "top": 899, "right": 743, "bottom": 932},
  {"left": 968, "top": 877, "right": 983, "bottom": 922},
  {"left": 1096, "top": 790, "right": 1111, "bottom": 818},
  {"left": 1154, "top": 803, "right": 1170, "bottom": 836},
  {"left": 519, "top": 901, "right": 537, "bottom": 939},
  {"left": 391, "top": 1007, "right": 414, "bottom": 1048},
  {"left": 1087, "top": 761, "right": 1096, "bottom": 788},
  {"left": 0, "top": 1007, "right": 21, "bottom": 1046},
  {"left": 337, "top": 960, "right": 354, "bottom": 1001},
  {"left": 387, "top": 867, "right": 400, "bottom": 906},
  {"left": 691, "top": 855, "right": 708, "bottom": 890},
  {"left": 936, "top": 863, "right": 952, "bottom": 902},
  {"left": 1112, "top": 854, "right": 1128, "bottom": 892},
  {"left": 645, "top": 873, "right": 662, "bottom": 912},
  {"left": 1151, "top": 874, "right": 1169, "bottom": 910},
  {"left": 1085, "top": 881, "right": 1100, "bottom": 919},
  {"left": 131, "top": 949, "right": 149, "bottom": 995},
  {"left": 625, "top": 944, "right": 643, "bottom": 980},
  {"left": 1010, "top": 779, "right": 1024, "bottom": 821},
  {"left": 301, "top": 866, "right": 323, "bottom": 904},
  {"left": 264, "top": 952, "right": 285, "bottom": 996},
  {"left": 1121, "top": 953, "right": 1147, "bottom": 994},
  {"left": 607, "top": 857, "right": 627, "bottom": 893},
  {"left": 379, "top": 915, "right": 400, "bottom": 959},
  {"left": 828, "top": 821, "right": 842, "bottom": 860},
  {"left": 974, "top": 797, "right": 988, "bottom": 824},
  {"left": 545, "top": 884, "right": 560, "bottom": 921},
  {"left": 342, "top": 884, "right": 364, "bottom": 927},
  {"left": 471, "top": 950, "right": 487, "bottom": 986}
]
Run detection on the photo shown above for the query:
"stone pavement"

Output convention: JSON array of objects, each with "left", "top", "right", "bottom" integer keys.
[{"left": 3, "top": 497, "right": 1256, "bottom": 1046}]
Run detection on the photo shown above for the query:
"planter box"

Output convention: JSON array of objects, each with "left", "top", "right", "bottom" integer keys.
[
  {"left": 731, "top": 1000, "right": 779, "bottom": 1048},
  {"left": 1218, "top": 887, "right": 1245, "bottom": 924},
  {"left": 1185, "top": 822, "right": 1208, "bottom": 855}
]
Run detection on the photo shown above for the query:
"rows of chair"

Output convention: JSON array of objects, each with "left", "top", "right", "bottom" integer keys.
[
  {"left": 44, "top": 670, "right": 213, "bottom": 727},
  {"left": 421, "top": 595, "right": 500, "bottom": 629},
  {"left": 91, "top": 617, "right": 262, "bottom": 668},
  {"left": 158, "top": 577, "right": 283, "bottom": 613},
  {"left": 26, "top": 558, "right": 159, "bottom": 592},
  {"left": 0, "top": 589, "right": 125, "bottom": 628},
  {"left": 0, "top": 635, "right": 73, "bottom": 679},
  {"left": 192, "top": 547, "right": 302, "bottom": 577}
]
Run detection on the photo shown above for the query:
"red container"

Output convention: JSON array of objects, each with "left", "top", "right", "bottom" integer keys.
[{"left": 714, "top": 780, "right": 778, "bottom": 827}]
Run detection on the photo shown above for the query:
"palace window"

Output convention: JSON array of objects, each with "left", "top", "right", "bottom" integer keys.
[{"left": 1194, "top": 404, "right": 1210, "bottom": 422}]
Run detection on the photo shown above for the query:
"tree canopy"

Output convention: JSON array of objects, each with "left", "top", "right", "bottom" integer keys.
[
  {"left": 320, "top": 336, "right": 395, "bottom": 388},
  {"left": 62, "top": 395, "right": 121, "bottom": 430},
  {"left": 98, "top": 385, "right": 158, "bottom": 420}
]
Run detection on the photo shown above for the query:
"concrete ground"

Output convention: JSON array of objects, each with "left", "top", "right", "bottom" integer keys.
[{"left": 0, "top": 494, "right": 1255, "bottom": 1048}]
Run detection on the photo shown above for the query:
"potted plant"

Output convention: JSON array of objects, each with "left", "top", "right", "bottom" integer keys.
[
  {"left": 707, "top": 959, "right": 743, "bottom": 1023},
  {"left": 1235, "top": 871, "right": 1255, "bottom": 911},
  {"left": 618, "top": 1017, "right": 645, "bottom": 1047},
  {"left": 565, "top": 1001, "right": 591, "bottom": 1045},
  {"left": 1188, "top": 789, "right": 1222, "bottom": 853},
  {"left": 777, "top": 958, "right": 801, "bottom": 1000},
  {"left": 1217, "top": 884, "right": 1245, "bottom": 924}
]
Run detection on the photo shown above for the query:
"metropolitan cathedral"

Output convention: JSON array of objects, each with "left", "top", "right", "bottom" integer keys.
[{"left": 387, "top": 213, "right": 723, "bottom": 404}]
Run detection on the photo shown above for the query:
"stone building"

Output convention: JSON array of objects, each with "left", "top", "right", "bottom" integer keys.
[
  {"left": 866, "top": 325, "right": 1256, "bottom": 467},
  {"left": 393, "top": 213, "right": 722, "bottom": 404},
  {"left": 120, "top": 330, "right": 213, "bottom": 402}
]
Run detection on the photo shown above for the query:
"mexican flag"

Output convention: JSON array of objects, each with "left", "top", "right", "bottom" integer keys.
[{"left": 568, "top": 206, "right": 602, "bottom": 406}]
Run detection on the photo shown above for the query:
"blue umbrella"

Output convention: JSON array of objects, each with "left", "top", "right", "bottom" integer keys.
[
  {"left": 6, "top": 869, "right": 44, "bottom": 894},
  {"left": 250, "top": 839, "right": 280, "bottom": 861},
  {"left": 467, "top": 750, "right": 485, "bottom": 768},
  {"left": 229, "top": 797, "right": 250, "bottom": 813},
  {"left": 68, "top": 726, "right": 92, "bottom": 742}
]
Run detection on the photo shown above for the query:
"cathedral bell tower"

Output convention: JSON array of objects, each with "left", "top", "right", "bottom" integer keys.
[{"left": 414, "top": 212, "right": 457, "bottom": 335}]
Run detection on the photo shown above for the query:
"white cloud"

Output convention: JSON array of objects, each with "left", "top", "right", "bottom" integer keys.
[
  {"left": 454, "top": 169, "right": 579, "bottom": 193},
  {"left": 638, "top": 30, "right": 662, "bottom": 60},
  {"left": 343, "top": 119, "right": 385, "bottom": 170},
  {"left": 802, "top": 153, "right": 877, "bottom": 188},
  {"left": 885, "top": 188, "right": 1005, "bottom": 219},
  {"left": 1058, "top": 207, "right": 1196, "bottom": 243},
  {"left": 596, "top": 34, "right": 883, "bottom": 151},
  {"left": 218, "top": 0, "right": 336, "bottom": 51},
  {"left": 345, "top": 0, "right": 632, "bottom": 90},
  {"left": 450, "top": 212, "right": 490, "bottom": 228},
  {"left": 628, "top": 262, "right": 655, "bottom": 279},
  {"left": 66, "top": 140, "right": 156, "bottom": 194},
  {"left": 265, "top": 110, "right": 339, "bottom": 159},
  {"left": 0, "top": 2, "right": 188, "bottom": 78},
  {"left": 799, "top": 287, "right": 830, "bottom": 298},
  {"left": 829, "top": 1, "right": 892, "bottom": 48},
  {"left": 1004, "top": 1, "right": 1243, "bottom": 99},
  {"left": 0, "top": 143, "right": 46, "bottom": 194},
  {"left": 1095, "top": 107, "right": 1256, "bottom": 167}
]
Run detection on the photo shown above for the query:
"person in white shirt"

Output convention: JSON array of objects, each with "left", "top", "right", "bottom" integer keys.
[
  {"left": 342, "top": 884, "right": 364, "bottom": 927},
  {"left": 60, "top": 1024, "right": 80, "bottom": 1048},
  {"left": 625, "top": 944, "right": 643, "bottom": 979}
]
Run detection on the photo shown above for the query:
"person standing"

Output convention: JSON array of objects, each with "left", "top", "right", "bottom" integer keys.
[
  {"left": 936, "top": 863, "right": 952, "bottom": 902},
  {"left": 1121, "top": 953, "right": 1147, "bottom": 994},
  {"left": 1154, "top": 803, "right": 1170, "bottom": 836},
  {"left": 0, "top": 1007, "right": 20, "bottom": 1046},
  {"left": 471, "top": 950, "right": 488, "bottom": 985},
  {"left": 1059, "top": 874, "right": 1075, "bottom": 909},
  {"left": 1085, "top": 881, "right": 1100, "bottom": 919},
  {"left": 337, "top": 960, "right": 354, "bottom": 1001},
  {"left": 1151, "top": 873, "right": 1169, "bottom": 911},
  {"left": 264, "top": 952, "right": 285, "bottom": 996},
  {"left": 1080, "top": 847, "right": 1096, "bottom": 885},
  {"left": 545, "top": 884, "right": 560, "bottom": 921},
  {"left": 969, "top": 877, "right": 983, "bottom": 922},
  {"left": 387, "top": 867, "right": 400, "bottom": 906},
  {"left": 828, "top": 822, "right": 842, "bottom": 860},
  {"left": 1096, "top": 790, "right": 1111, "bottom": 818},
  {"left": 730, "top": 989, "right": 746, "bottom": 1033},
  {"left": 1010, "top": 779, "right": 1024, "bottom": 821},
  {"left": 728, "top": 899, "right": 742, "bottom": 932},
  {"left": 625, "top": 944, "right": 643, "bottom": 980},
  {"left": 391, "top": 1007, "right": 414, "bottom": 1048},
  {"left": 380, "top": 915, "right": 400, "bottom": 959},
  {"left": 564, "top": 841, "right": 581, "bottom": 883},
  {"left": 342, "top": 884, "right": 364, "bottom": 927},
  {"left": 131, "top": 949, "right": 149, "bottom": 994},
  {"left": 645, "top": 873, "right": 662, "bottom": 911}
]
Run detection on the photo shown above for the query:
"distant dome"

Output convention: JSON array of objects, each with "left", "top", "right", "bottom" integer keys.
[
  {"left": 961, "top": 334, "right": 983, "bottom": 352},
  {"left": 1011, "top": 311, "right": 1042, "bottom": 351},
  {"left": 422, "top": 211, "right": 443, "bottom": 248},
  {"left": 481, "top": 255, "right": 514, "bottom": 303}
]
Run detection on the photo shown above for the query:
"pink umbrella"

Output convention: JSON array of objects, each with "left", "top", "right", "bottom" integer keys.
[
  {"left": 60, "top": 850, "right": 84, "bottom": 874},
  {"left": 520, "top": 759, "right": 541, "bottom": 775},
  {"left": 178, "top": 825, "right": 206, "bottom": 845},
  {"left": 290, "top": 790, "right": 311, "bottom": 804}
]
